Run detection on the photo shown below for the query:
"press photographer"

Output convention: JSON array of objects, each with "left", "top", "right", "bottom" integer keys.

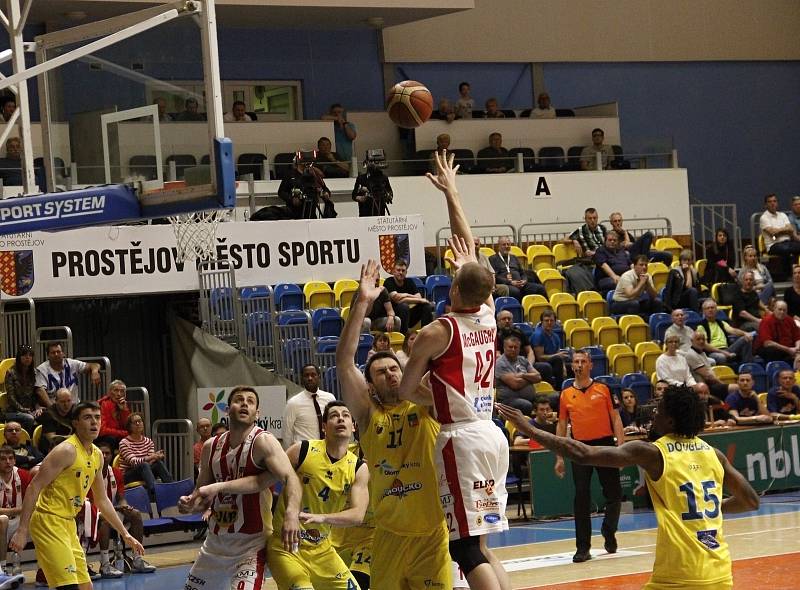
[
  {"left": 277, "top": 150, "right": 337, "bottom": 219},
  {"left": 352, "top": 148, "right": 393, "bottom": 217}
]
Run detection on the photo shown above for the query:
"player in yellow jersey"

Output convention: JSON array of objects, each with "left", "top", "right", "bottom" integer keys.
[
  {"left": 499, "top": 385, "right": 760, "bottom": 589},
  {"left": 9, "top": 401, "right": 145, "bottom": 590},
  {"left": 337, "top": 262, "right": 451, "bottom": 590}
]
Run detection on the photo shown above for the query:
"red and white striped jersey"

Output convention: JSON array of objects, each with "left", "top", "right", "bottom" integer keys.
[
  {"left": 430, "top": 304, "right": 497, "bottom": 425},
  {"left": 208, "top": 426, "right": 272, "bottom": 536},
  {"left": 0, "top": 466, "right": 29, "bottom": 511}
]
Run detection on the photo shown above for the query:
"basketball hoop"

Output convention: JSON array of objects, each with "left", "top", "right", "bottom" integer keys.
[{"left": 168, "top": 209, "right": 230, "bottom": 263}]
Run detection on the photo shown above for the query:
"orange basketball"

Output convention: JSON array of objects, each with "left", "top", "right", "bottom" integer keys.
[{"left": 386, "top": 80, "right": 433, "bottom": 129}]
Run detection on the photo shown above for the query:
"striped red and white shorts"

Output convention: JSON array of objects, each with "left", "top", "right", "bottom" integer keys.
[{"left": 185, "top": 532, "right": 267, "bottom": 590}]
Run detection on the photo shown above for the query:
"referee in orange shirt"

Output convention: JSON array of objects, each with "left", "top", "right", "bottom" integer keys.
[{"left": 555, "top": 348, "right": 625, "bottom": 563}]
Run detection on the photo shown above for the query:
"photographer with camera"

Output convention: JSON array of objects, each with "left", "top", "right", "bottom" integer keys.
[
  {"left": 278, "top": 150, "right": 337, "bottom": 220},
  {"left": 352, "top": 149, "right": 393, "bottom": 217}
]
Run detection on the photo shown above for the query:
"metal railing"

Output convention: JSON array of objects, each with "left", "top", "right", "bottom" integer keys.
[
  {"left": 35, "top": 326, "right": 73, "bottom": 363},
  {"left": 153, "top": 419, "right": 194, "bottom": 482},
  {"left": 517, "top": 217, "right": 672, "bottom": 248},
  {"left": 434, "top": 224, "right": 515, "bottom": 273},
  {"left": 0, "top": 298, "right": 36, "bottom": 359},
  {"left": 126, "top": 386, "right": 151, "bottom": 437},
  {"left": 198, "top": 259, "right": 243, "bottom": 348},
  {"left": 690, "top": 201, "right": 742, "bottom": 268},
  {"left": 75, "top": 356, "right": 112, "bottom": 402},
  {"left": 273, "top": 310, "right": 314, "bottom": 385}
]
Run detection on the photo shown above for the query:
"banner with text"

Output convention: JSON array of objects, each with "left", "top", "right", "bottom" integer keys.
[
  {"left": 196, "top": 386, "right": 287, "bottom": 438},
  {"left": 0, "top": 215, "right": 425, "bottom": 299}
]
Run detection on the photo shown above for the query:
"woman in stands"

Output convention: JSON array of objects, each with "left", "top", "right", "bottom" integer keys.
[
  {"left": 738, "top": 245, "right": 775, "bottom": 307},
  {"left": 784, "top": 264, "right": 800, "bottom": 327},
  {"left": 664, "top": 249, "right": 701, "bottom": 312},
  {"left": 366, "top": 333, "right": 391, "bottom": 361},
  {"left": 701, "top": 228, "right": 737, "bottom": 287},
  {"left": 118, "top": 413, "right": 173, "bottom": 492},
  {"left": 394, "top": 331, "right": 417, "bottom": 368},
  {"left": 618, "top": 389, "right": 645, "bottom": 434},
  {"left": 4, "top": 344, "right": 46, "bottom": 435}
]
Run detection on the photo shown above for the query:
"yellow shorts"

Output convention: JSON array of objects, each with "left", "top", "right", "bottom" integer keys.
[
  {"left": 331, "top": 525, "right": 374, "bottom": 577},
  {"left": 267, "top": 536, "right": 359, "bottom": 590},
  {"left": 30, "top": 510, "right": 90, "bottom": 588},
  {"left": 644, "top": 578, "right": 733, "bottom": 590},
  {"left": 371, "top": 524, "right": 450, "bottom": 590}
]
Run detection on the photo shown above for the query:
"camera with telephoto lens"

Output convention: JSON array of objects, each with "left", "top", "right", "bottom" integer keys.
[
  {"left": 292, "top": 150, "right": 319, "bottom": 201},
  {"left": 364, "top": 148, "right": 388, "bottom": 170}
]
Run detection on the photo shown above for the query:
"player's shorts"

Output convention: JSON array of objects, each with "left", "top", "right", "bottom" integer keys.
[
  {"left": 267, "top": 536, "right": 358, "bottom": 590},
  {"left": 331, "top": 524, "right": 374, "bottom": 577},
  {"left": 30, "top": 510, "right": 90, "bottom": 588},
  {"left": 644, "top": 577, "right": 732, "bottom": 590},
  {"left": 371, "top": 524, "right": 450, "bottom": 590},
  {"left": 435, "top": 419, "right": 509, "bottom": 540},
  {"left": 2, "top": 516, "right": 19, "bottom": 542},
  {"left": 185, "top": 531, "right": 268, "bottom": 590}
]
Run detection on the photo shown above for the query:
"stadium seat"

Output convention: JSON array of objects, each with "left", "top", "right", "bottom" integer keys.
[
  {"left": 648, "top": 312, "right": 672, "bottom": 343},
  {"left": 323, "top": 366, "right": 340, "bottom": 397},
  {"left": 635, "top": 341, "right": 663, "bottom": 377},
  {"left": 237, "top": 153, "right": 268, "bottom": 180},
  {"left": 210, "top": 287, "right": 235, "bottom": 321},
  {"left": 564, "top": 318, "right": 593, "bottom": 349},
  {"left": 112, "top": 454, "right": 145, "bottom": 490},
  {"left": 32, "top": 424, "right": 42, "bottom": 448},
  {"left": 451, "top": 149, "right": 475, "bottom": 173},
  {"left": 273, "top": 152, "right": 295, "bottom": 179},
  {"left": 425, "top": 275, "right": 452, "bottom": 305},
  {"left": 409, "top": 276, "right": 427, "bottom": 299},
  {"left": 246, "top": 311, "right": 273, "bottom": 349},
  {"left": 341, "top": 306, "right": 350, "bottom": 321},
  {"left": 435, "top": 300, "right": 447, "bottom": 317},
  {"left": 526, "top": 244, "right": 555, "bottom": 271},
  {"left": 565, "top": 146, "right": 583, "bottom": 171},
  {"left": 621, "top": 372, "right": 653, "bottom": 405},
  {"left": 607, "top": 344, "right": 637, "bottom": 376},
  {"left": 577, "top": 291, "right": 606, "bottom": 322},
  {"left": 619, "top": 315, "right": 650, "bottom": 347},
  {"left": 276, "top": 309, "right": 311, "bottom": 326},
  {"left": 592, "top": 316, "right": 623, "bottom": 349},
  {"left": 303, "top": 281, "right": 335, "bottom": 309},
  {"left": 274, "top": 283, "right": 304, "bottom": 311},
  {"left": 0, "top": 358, "right": 14, "bottom": 392},
  {"left": 387, "top": 331, "right": 405, "bottom": 352},
  {"left": 509, "top": 245, "right": 527, "bottom": 269},
  {"left": 684, "top": 309, "right": 703, "bottom": 329},
  {"left": 536, "top": 268, "right": 566, "bottom": 298},
  {"left": 595, "top": 375, "right": 622, "bottom": 398},
  {"left": 334, "top": 279, "right": 359, "bottom": 308},
  {"left": 654, "top": 237, "right": 683, "bottom": 260},
  {"left": 562, "top": 378, "right": 575, "bottom": 389},
  {"left": 522, "top": 294, "right": 552, "bottom": 324},
  {"left": 738, "top": 362, "right": 767, "bottom": 393},
  {"left": 356, "top": 334, "right": 374, "bottom": 365},
  {"left": 536, "top": 146, "right": 564, "bottom": 172},
  {"left": 710, "top": 283, "right": 733, "bottom": 317},
  {"left": 509, "top": 147, "right": 536, "bottom": 172},
  {"left": 584, "top": 345, "right": 608, "bottom": 376},
  {"left": 766, "top": 361, "right": 792, "bottom": 388},
  {"left": 311, "top": 308, "right": 343, "bottom": 338},
  {"left": 648, "top": 262, "right": 670, "bottom": 292},
  {"left": 712, "top": 365, "right": 737, "bottom": 385},
  {"left": 479, "top": 246, "right": 496, "bottom": 259},
  {"left": 514, "top": 322, "right": 535, "bottom": 344},
  {"left": 154, "top": 479, "right": 204, "bottom": 528},
  {"left": 125, "top": 485, "right": 173, "bottom": 533},
  {"left": 550, "top": 292, "right": 579, "bottom": 323},
  {"left": 495, "top": 297, "right": 523, "bottom": 323},
  {"left": 552, "top": 243, "right": 578, "bottom": 269},
  {"left": 695, "top": 259, "right": 708, "bottom": 280}
]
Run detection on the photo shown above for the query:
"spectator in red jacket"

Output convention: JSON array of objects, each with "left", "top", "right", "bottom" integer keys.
[{"left": 97, "top": 380, "right": 131, "bottom": 449}]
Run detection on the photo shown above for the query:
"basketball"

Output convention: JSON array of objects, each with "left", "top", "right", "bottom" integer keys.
[{"left": 385, "top": 80, "right": 433, "bottom": 129}]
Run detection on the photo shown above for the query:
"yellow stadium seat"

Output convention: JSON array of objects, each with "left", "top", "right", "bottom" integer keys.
[
  {"left": 536, "top": 268, "right": 566, "bottom": 299},
  {"left": 592, "top": 316, "right": 623, "bottom": 349},
  {"left": 0, "top": 358, "right": 14, "bottom": 393},
  {"left": 32, "top": 424, "right": 42, "bottom": 448},
  {"left": 607, "top": 344, "right": 637, "bottom": 376},
  {"left": 303, "top": 281, "right": 335, "bottom": 309},
  {"left": 712, "top": 365, "right": 737, "bottom": 385},
  {"left": 341, "top": 306, "right": 350, "bottom": 321},
  {"left": 553, "top": 243, "right": 578, "bottom": 268},
  {"left": 504, "top": 420, "right": 518, "bottom": 444},
  {"left": 509, "top": 245, "right": 527, "bottom": 269},
  {"left": 758, "top": 392, "right": 768, "bottom": 406},
  {"left": 695, "top": 259, "right": 707, "bottom": 277},
  {"left": 757, "top": 234, "right": 767, "bottom": 256},
  {"left": 619, "top": 315, "right": 650, "bottom": 347},
  {"left": 526, "top": 244, "right": 555, "bottom": 271},
  {"left": 654, "top": 237, "right": 683, "bottom": 260},
  {"left": 387, "top": 332, "right": 404, "bottom": 353},
  {"left": 522, "top": 294, "right": 552, "bottom": 324},
  {"left": 535, "top": 381, "right": 556, "bottom": 395},
  {"left": 0, "top": 424, "right": 29, "bottom": 445},
  {"left": 564, "top": 318, "right": 593, "bottom": 349},
  {"left": 479, "top": 247, "right": 496, "bottom": 259},
  {"left": 635, "top": 341, "right": 663, "bottom": 377},
  {"left": 577, "top": 291, "right": 606, "bottom": 322},
  {"left": 648, "top": 262, "right": 670, "bottom": 292},
  {"left": 334, "top": 279, "right": 359, "bottom": 308},
  {"left": 550, "top": 292, "right": 580, "bottom": 323},
  {"left": 444, "top": 248, "right": 455, "bottom": 274},
  {"left": 710, "top": 283, "right": 733, "bottom": 317},
  {"left": 113, "top": 454, "right": 145, "bottom": 490}
]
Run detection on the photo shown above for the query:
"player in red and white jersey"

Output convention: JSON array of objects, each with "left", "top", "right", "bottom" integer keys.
[
  {"left": 179, "top": 386, "right": 302, "bottom": 590},
  {"left": 0, "top": 444, "right": 30, "bottom": 577},
  {"left": 399, "top": 151, "right": 510, "bottom": 590}
]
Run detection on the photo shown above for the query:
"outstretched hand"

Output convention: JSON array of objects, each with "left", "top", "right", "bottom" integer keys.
[
  {"left": 444, "top": 235, "right": 477, "bottom": 271},
  {"left": 358, "top": 259, "right": 384, "bottom": 304},
  {"left": 496, "top": 403, "right": 529, "bottom": 430},
  {"left": 426, "top": 150, "right": 460, "bottom": 194}
]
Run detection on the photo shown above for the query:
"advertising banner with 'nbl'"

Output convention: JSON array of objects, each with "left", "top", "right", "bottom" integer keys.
[{"left": 0, "top": 215, "right": 425, "bottom": 299}]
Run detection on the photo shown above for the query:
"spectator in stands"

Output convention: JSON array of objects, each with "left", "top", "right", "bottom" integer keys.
[
  {"left": 428, "top": 134, "right": 454, "bottom": 173},
  {"left": 0, "top": 444, "right": 28, "bottom": 577},
  {"left": 93, "top": 442, "right": 156, "bottom": 576},
  {"left": 353, "top": 282, "right": 402, "bottom": 333},
  {"left": 608, "top": 212, "right": 672, "bottom": 265},
  {"left": 652, "top": 379, "right": 669, "bottom": 402},
  {"left": 496, "top": 310, "right": 556, "bottom": 390},
  {"left": 315, "top": 136, "right": 349, "bottom": 178},
  {"left": 512, "top": 397, "right": 557, "bottom": 445},
  {"left": 174, "top": 97, "right": 205, "bottom": 121},
  {"left": 737, "top": 245, "right": 775, "bottom": 306},
  {"left": 153, "top": 97, "right": 172, "bottom": 122},
  {"left": 97, "top": 380, "right": 131, "bottom": 449},
  {"left": 531, "top": 309, "right": 569, "bottom": 390},
  {"left": 223, "top": 100, "right": 252, "bottom": 122},
  {"left": 0, "top": 137, "right": 23, "bottom": 186},
  {"left": 785, "top": 264, "right": 800, "bottom": 327},
  {"left": 682, "top": 331, "right": 733, "bottom": 404},
  {"left": 367, "top": 333, "right": 391, "bottom": 361},
  {"left": 611, "top": 255, "right": 663, "bottom": 316},
  {"left": 192, "top": 418, "right": 212, "bottom": 470},
  {"left": 35, "top": 342, "right": 101, "bottom": 403},
  {"left": 474, "top": 237, "right": 509, "bottom": 297},
  {"left": 531, "top": 92, "right": 555, "bottom": 119},
  {"left": 696, "top": 298, "right": 753, "bottom": 365},
  {"left": 766, "top": 369, "right": 800, "bottom": 419},
  {"left": 277, "top": 153, "right": 335, "bottom": 219},
  {"left": 571, "top": 208, "right": 607, "bottom": 257},
  {"left": 476, "top": 132, "right": 514, "bottom": 173},
  {"left": 760, "top": 193, "right": 800, "bottom": 277},
  {"left": 1, "top": 97, "right": 16, "bottom": 122},
  {"left": 701, "top": 228, "right": 737, "bottom": 287},
  {"left": 754, "top": 301, "right": 800, "bottom": 367},
  {"left": 3, "top": 422, "right": 42, "bottom": 471},
  {"left": 281, "top": 364, "right": 336, "bottom": 449},
  {"left": 731, "top": 270, "right": 766, "bottom": 332},
  {"left": 664, "top": 308, "right": 696, "bottom": 353},
  {"left": 725, "top": 372, "right": 773, "bottom": 425},
  {"left": 664, "top": 249, "right": 700, "bottom": 312},
  {"left": 788, "top": 195, "right": 800, "bottom": 234},
  {"left": 211, "top": 423, "right": 227, "bottom": 436},
  {"left": 490, "top": 236, "right": 547, "bottom": 300},
  {"left": 618, "top": 389, "right": 644, "bottom": 432},
  {"left": 36, "top": 388, "right": 73, "bottom": 454},
  {"left": 655, "top": 335, "right": 710, "bottom": 399},
  {"left": 495, "top": 335, "right": 541, "bottom": 414},
  {"left": 483, "top": 98, "right": 505, "bottom": 119},
  {"left": 580, "top": 128, "right": 613, "bottom": 171},
  {"left": 454, "top": 81, "right": 474, "bottom": 119},
  {"left": 394, "top": 331, "right": 417, "bottom": 369},
  {"left": 593, "top": 231, "right": 631, "bottom": 294},
  {"left": 118, "top": 413, "right": 173, "bottom": 491},
  {"left": 4, "top": 345, "right": 46, "bottom": 435},
  {"left": 430, "top": 98, "right": 458, "bottom": 123},
  {"left": 384, "top": 258, "right": 434, "bottom": 329},
  {"left": 321, "top": 103, "right": 357, "bottom": 162}
]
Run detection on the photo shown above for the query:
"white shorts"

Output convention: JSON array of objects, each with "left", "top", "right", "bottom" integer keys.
[
  {"left": 435, "top": 420, "right": 509, "bottom": 540},
  {"left": 185, "top": 532, "right": 267, "bottom": 590}
]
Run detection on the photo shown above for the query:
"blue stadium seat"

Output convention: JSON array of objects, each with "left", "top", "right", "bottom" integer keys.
[
  {"left": 283, "top": 338, "right": 312, "bottom": 377},
  {"left": 125, "top": 485, "right": 173, "bottom": 534},
  {"left": 435, "top": 300, "right": 448, "bottom": 317},
  {"left": 584, "top": 345, "right": 608, "bottom": 377},
  {"left": 495, "top": 297, "right": 523, "bottom": 323},
  {"left": 241, "top": 285, "right": 271, "bottom": 300},
  {"left": 210, "top": 287, "right": 235, "bottom": 320},
  {"left": 323, "top": 366, "right": 340, "bottom": 398},
  {"left": 621, "top": 372, "right": 652, "bottom": 405},
  {"left": 274, "top": 283, "right": 304, "bottom": 311},
  {"left": 246, "top": 312, "right": 273, "bottom": 345},
  {"left": 595, "top": 375, "right": 622, "bottom": 398},
  {"left": 514, "top": 322, "right": 534, "bottom": 343},
  {"left": 356, "top": 333, "right": 374, "bottom": 365},
  {"left": 737, "top": 362, "right": 767, "bottom": 393},
  {"left": 562, "top": 378, "right": 575, "bottom": 390},
  {"left": 312, "top": 308, "right": 344, "bottom": 338},
  {"left": 277, "top": 310, "right": 310, "bottom": 326},
  {"left": 154, "top": 479, "right": 204, "bottom": 528},
  {"left": 410, "top": 276, "right": 427, "bottom": 299},
  {"left": 425, "top": 275, "right": 452, "bottom": 305}
]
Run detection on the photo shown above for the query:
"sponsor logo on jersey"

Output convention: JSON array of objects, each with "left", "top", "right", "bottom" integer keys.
[
  {"left": 484, "top": 513, "right": 501, "bottom": 524},
  {"left": 376, "top": 459, "right": 399, "bottom": 476},
  {"left": 408, "top": 413, "right": 419, "bottom": 427},
  {"left": 476, "top": 514, "right": 483, "bottom": 526},
  {"left": 325, "top": 470, "right": 334, "bottom": 479},
  {"left": 473, "top": 479, "right": 495, "bottom": 495},
  {"left": 440, "top": 493, "right": 453, "bottom": 507},
  {"left": 383, "top": 478, "right": 422, "bottom": 498},
  {"left": 300, "top": 528, "right": 323, "bottom": 543},
  {"left": 697, "top": 529, "right": 720, "bottom": 550},
  {"left": 475, "top": 498, "right": 500, "bottom": 511},
  {"left": 424, "top": 580, "right": 445, "bottom": 588}
]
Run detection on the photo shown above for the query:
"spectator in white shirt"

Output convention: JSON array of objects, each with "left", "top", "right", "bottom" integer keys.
[
  {"left": 223, "top": 100, "right": 253, "bottom": 122},
  {"left": 655, "top": 334, "right": 709, "bottom": 399},
  {"left": 34, "top": 342, "right": 100, "bottom": 404},
  {"left": 663, "top": 308, "right": 698, "bottom": 353},
  {"left": 281, "top": 364, "right": 335, "bottom": 448},
  {"left": 760, "top": 193, "right": 800, "bottom": 276},
  {"left": 530, "top": 92, "right": 556, "bottom": 119}
]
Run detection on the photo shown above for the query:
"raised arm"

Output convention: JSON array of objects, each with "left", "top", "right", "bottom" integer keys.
[
  {"left": 300, "top": 462, "right": 370, "bottom": 527},
  {"left": 427, "top": 151, "right": 474, "bottom": 248},
  {"left": 715, "top": 448, "right": 759, "bottom": 513}
]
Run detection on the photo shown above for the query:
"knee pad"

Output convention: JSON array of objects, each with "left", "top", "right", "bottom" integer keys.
[
  {"left": 352, "top": 571, "right": 370, "bottom": 590},
  {"left": 449, "top": 536, "right": 487, "bottom": 575}
]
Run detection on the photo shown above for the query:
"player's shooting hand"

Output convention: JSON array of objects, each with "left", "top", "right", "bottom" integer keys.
[
  {"left": 298, "top": 511, "right": 326, "bottom": 525},
  {"left": 495, "top": 403, "right": 527, "bottom": 430},
  {"left": 358, "top": 260, "right": 384, "bottom": 304},
  {"left": 445, "top": 235, "right": 477, "bottom": 270},
  {"left": 425, "top": 150, "right": 460, "bottom": 194},
  {"left": 282, "top": 509, "right": 302, "bottom": 551},
  {"left": 123, "top": 533, "right": 145, "bottom": 556},
  {"left": 8, "top": 528, "right": 26, "bottom": 553}
]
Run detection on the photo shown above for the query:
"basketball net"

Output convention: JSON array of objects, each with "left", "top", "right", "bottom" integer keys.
[{"left": 168, "top": 209, "right": 230, "bottom": 263}]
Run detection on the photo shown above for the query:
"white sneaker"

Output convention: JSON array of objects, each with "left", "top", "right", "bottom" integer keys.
[
  {"left": 100, "top": 562, "right": 124, "bottom": 578},
  {"left": 0, "top": 571, "right": 26, "bottom": 589}
]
